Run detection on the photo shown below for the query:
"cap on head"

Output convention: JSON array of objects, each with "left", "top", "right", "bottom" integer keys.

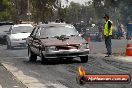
[{"left": 103, "top": 14, "right": 109, "bottom": 18}]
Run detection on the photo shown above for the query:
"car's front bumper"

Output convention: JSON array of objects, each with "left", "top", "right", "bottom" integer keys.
[{"left": 42, "top": 49, "right": 90, "bottom": 58}]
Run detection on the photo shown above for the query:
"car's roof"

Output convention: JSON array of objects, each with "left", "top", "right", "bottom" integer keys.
[
  {"left": 39, "top": 23, "right": 74, "bottom": 28},
  {"left": 12, "top": 24, "right": 33, "bottom": 27}
]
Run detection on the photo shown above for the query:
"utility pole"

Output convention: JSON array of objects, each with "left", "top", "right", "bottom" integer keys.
[
  {"left": 27, "top": 0, "right": 31, "bottom": 21},
  {"left": 55, "top": 0, "right": 61, "bottom": 19}
]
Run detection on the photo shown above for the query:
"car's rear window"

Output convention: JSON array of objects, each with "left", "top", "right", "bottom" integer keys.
[
  {"left": 40, "top": 26, "right": 78, "bottom": 38},
  {"left": 0, "top": 25, "right": 12, "bottom": 33},
  {"left": 12, "top": 26, "right": 33, "bottom": 34}
]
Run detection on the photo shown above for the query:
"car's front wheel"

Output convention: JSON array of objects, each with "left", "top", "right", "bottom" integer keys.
[
  {"left": 7, "top": 41, "right": 10, "bottom": 49},
  {"left": 28, "top": 48, "right": 37, "bottom": 62},
  {"left": 7, "top": 40, "right": 13, "bottom": 49},
  {"left": 80, "top": 56, "right": 88, "bottom": 63}
]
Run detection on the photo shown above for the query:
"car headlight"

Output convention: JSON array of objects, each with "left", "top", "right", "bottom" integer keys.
[
  {"left": 79, "top": 44, "right": 89, "bottom": 49},
  {"left": 46, "top": 46, "right": 57, "bottom": 52}
]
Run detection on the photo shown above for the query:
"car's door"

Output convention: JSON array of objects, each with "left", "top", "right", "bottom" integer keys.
[
  {"left": 31, "top": 27, "right": 41, "bottom": 55},
  {"left": 27, "top": 27, "right": 37, "bottom": 47},
  {"left": 28, "top": 27, "right": 39, "bottom": 53}
]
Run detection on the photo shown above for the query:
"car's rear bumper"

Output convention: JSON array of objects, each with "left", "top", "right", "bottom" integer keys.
[
  {"left": 11, "top": 41, "right": 27, "bottom": 47},
  {"left": 42, "top": 49, "right": 90, "bottom": 58}
]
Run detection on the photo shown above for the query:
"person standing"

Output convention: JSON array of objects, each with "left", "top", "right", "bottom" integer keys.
[{"left": 103, "top": 14, "right": 113, "bottom": 57}]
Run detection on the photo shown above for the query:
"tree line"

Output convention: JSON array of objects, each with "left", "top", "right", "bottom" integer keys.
[{"left": 0, "top": 0, "right": 131, "bottom": 25}]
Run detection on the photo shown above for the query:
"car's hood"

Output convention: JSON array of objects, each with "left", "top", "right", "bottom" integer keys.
[
  {"left": 41, "top": 36, "right": 86, "bottom": 46},
  {"left": 10, "top": 33, "right": 31, "bottom": 39}
]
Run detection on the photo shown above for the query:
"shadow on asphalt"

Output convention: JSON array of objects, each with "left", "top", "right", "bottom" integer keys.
[
  {"left": 0, "top": 42, "right": 27, "bottom": 50},
  {"left": 23, "top": 58, "right": 81, "bottom": 65}
]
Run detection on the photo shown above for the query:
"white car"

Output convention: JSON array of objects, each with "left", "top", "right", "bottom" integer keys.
[{"left": 6, "top": 24, "right": 33, "bottom": 49}]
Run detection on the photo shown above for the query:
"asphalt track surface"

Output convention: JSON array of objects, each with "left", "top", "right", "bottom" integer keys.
[{"left": 0, "top": 44, "right": 132, "bottom": 88}]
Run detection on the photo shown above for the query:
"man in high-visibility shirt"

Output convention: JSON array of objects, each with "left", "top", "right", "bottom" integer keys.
[{"left": 103, "top": 14, "right": 113, "bottom": 57}]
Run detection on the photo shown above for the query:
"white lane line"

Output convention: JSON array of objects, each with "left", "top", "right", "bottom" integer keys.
[
  {"left": 2, "top": 63, "right": 68, "bottom": 88},
  {"left": 0, "top": 85, "right": 2, "bottom": 88},
  {"left": 115, "top": 56, "right": 132, "bottom": 62}
]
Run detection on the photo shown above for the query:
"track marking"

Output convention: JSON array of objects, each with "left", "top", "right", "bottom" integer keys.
[
  {"left": 0, "top": 85, "right": 2, "bottom": 88},
  {"left": 2, "top": 63, "right": 68, "bottom": 88}
]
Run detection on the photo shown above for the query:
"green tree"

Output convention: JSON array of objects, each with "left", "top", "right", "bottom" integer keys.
[
  {"left": 0, "top": 0, "right": 11, "bottom": 21},
  {"left": 64, "top": 1, "right": 95, "bottom": 24},
  {"left": 65, "top": 2, "right": 82, "bottom": 23},
  {"left": 30, "top": 0, "right": 56, "bottom": 23},
  {"left": 11, "top": 0, "right": 28, "bottom": 21},
  {"left": 92, "top": 0, "right": 132, "bottom": 24}
]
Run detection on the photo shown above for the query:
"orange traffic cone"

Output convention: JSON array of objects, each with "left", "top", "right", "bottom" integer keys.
[
  {"left": 88, "top": 37, "right": 91, "bottom": 43},
  {"left": 126, "top": 43, "right": 132, "bottom": 56}
]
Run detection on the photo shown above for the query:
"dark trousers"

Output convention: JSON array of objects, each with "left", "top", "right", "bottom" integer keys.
[{"left": 105, "top": 36, "right": 112, "bottom": 55}]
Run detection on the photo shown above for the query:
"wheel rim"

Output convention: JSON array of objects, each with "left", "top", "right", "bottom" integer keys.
[{"left": 9, "top": 41, "right": 11, "bottom": 47}]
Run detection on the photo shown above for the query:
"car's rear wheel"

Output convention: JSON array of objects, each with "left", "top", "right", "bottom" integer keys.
[
  {"left": 7, "top": 41, "right": 10, "bottom": 49},
  {"left": 28, "top": 48, "right": 37, "bottom": 62},
  {"left": 80, "top": 56, "right": 88, "bottom": 63},
  {"left": 41, "top": 52, "right": 48, "bottom": 64}
]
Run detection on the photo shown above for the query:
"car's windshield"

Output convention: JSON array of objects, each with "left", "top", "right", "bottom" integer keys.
[
  {"left": 0, "top": 25, "right": 12, "bottom": 33},
  {"left": 40, "top": 26, "right": 78, "bottom": 38},
  {"left": 12, "top": 26, "right": 33, "bottom": 34}
]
